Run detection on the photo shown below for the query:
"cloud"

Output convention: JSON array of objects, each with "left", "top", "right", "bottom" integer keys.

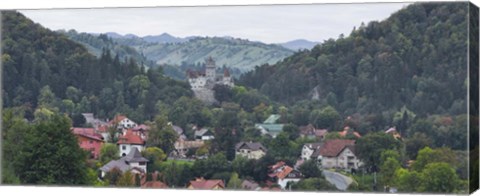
[{"left": 20, "top": 3, "right": 409, "bottom": 43}]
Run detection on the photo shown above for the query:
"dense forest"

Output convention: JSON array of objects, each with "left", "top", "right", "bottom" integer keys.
[
  {"left": 59, "top": 29, "right": 156, "bottom": 67},
  {"left": 2, "top": 11, "right": 193, "bottom": 122},
  {"left": 239, "top": 3, "right": 469, "bottom": 147}
]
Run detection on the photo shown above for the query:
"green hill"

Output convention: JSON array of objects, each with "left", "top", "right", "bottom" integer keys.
[
  {"left": 109, "top": 35, "right": 294, "bottom": 73},
  {"left": 239, "top": 2, "right": 468, "bottom": 117}
]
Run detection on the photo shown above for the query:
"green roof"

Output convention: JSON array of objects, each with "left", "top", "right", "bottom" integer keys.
[
  {"left": 263, "top": 114, "right": 281, "bottom": 124},
  {"left": 255, "top": 123, "right": 284, "bottom": 133}
]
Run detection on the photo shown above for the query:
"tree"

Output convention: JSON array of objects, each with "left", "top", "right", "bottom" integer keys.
[
  {"left": 37, "top": 85, "right": 56, "bottom": 109},
  {"left": 227, "top": 172, "right": 242, "bottom": 189},
  {"left": 231, "top": 156, "right": 254, "bottom": 178},
  {"left": 393, "top": 168, "right": 421, "bottom": 192},
  {"left": 309, "top": 106, "right": 340, "bottom": 130},
  {"left": 380, "top": 157, "right": 401, "bottom": 186},
  {"left": 411, "top": 147, "right": 456, "bottom": 172},
  {"left": 104, "top": 167, "right": 122, "bottom": 186},
  {"left": 116, "top": 171, "right": 135, "bottom": 187},
  {"left": 213, "top": 84, "right": 234, "bottom": 103},
  {"left": 291, "top": 178, "right": 337, "bottom": 191},
  {"left": 404, "top": 132, "right": 432, "bottom": 159},
  {"left": 15, "top": 113, "right": 89, "bottom": 184},
  {"left": 283, "top": 123, "right": 300, "bottom": 140},
  {"left": 142, "top": 147, "right": 167, "bottom": 172},
  {"left": 419, "top": 162, "right": 460, "bottom": 193},
  {"left": 147, "top": 115, "right": 178, "bottom": 154},
  {"left": 355, "top": 132, "right": 402, "bottom": 169},
  {"left": 299, "top": 159, "right": 323, "bottom": 178},
  {"left": 99, "top": 143, "right": 119, "bottom": 165}
]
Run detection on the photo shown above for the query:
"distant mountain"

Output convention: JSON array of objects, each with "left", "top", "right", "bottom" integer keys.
[
  {"left": 102, "top": 34, "right": 294, "bottom": 72},
  {"left": 279, "top": 39, "right": 319, "bottom": 50},
  {"left": 138, "top": 36, "right": 294, "bottom": 72},
  {"left": 60, "top": 30, "right": 155, "bottom": 67},
  {"left": 143, "top": 33, "right": 188, "bottom": 43},
  {"left": 104, "top": 32, "right": 123, "bottom": 39}
]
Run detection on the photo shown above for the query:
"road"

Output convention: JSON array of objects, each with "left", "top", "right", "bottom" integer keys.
[{"left": 323, "top": 170, "right": 353, "bottom": 191}]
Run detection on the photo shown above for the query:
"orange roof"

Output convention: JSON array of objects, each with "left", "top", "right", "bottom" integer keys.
[
  {"left": 276, "top": 166, "right": 293, "bottom": 179},
  {"left": 72, "top": 127, "right": 103, "bottom": 141},
  {"left": 188, "top": 179, "right": 225, "bottom": 189},
  {"left": 117, "top": 130, "right": 144, "bottom": 145}
]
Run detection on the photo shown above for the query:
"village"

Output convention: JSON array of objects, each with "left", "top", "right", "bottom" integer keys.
[{"left": 72, "top": 111, "right": 403, "bottom": 190}]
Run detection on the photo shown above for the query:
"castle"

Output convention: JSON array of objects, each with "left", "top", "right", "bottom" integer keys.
[{"left": 186, "top": 57, "right": 234, "bottom": 90}]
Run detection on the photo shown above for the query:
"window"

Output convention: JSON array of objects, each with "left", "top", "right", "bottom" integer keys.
[
  {"left": 122, "top": 145, "right": 126, "bottom": 150},
  {"left": 139, "top": 162, "right": 146, "bottom": 166},
  {"left": 89, "top": 140, "right": 93, "bottom": 144}
]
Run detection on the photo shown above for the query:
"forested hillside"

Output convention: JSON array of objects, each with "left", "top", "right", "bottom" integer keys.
[
  {"left": 2, "top": 11, "right": 193, "bottom": 122},
  {"left": 110, "top": 35, "right": 294, "bottom": 72},
  {"left": 60, "top": 29, "right": 156, "bottom": 67},
  {"left": 239, "top": 3, "right": 469, "bottom": 150},
  {"left": 240, "top": 3, "right": 467, "bottom": 118}
]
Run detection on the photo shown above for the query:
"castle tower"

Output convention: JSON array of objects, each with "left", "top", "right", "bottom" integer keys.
[
  {"left": 223, "top": 68, "right": 233, "bottom": 87},
  {"left": 205, "top": 56, "right": 216, "bottom": 81}
]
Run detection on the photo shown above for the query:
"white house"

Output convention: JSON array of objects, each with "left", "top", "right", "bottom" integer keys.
[
  {"left": 194, "top": 128, "right": 215, "bottom": 141},
  {"left": 109, "top": 115, "right": 137, "bottom": 130},
  {"left": 316, "top": 139, "right": 363, "bottom": 170},
  {"left": 235, "top": 141, "right": 267, "bottom": 160},
  {"left": 268, "top": 161, "right": 303, "bottom": 190},
  {"left": 99, "top": 148, "right": 148, "bottom": 178},
  {"left": 117, "top": 130, "right": 145, "bottom": 157}
]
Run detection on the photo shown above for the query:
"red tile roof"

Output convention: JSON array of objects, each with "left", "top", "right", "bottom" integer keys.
[
  {"left": 72, "top": 127, "right": 103, "bottom": 141},
  {"left": 117, "top": 130, "right": 144, "bottom": 145},
  {"left": 188, "top": 178, "right": 225, "bottom": 189},
  {"left": 275, "top": 166, "right": 293, "bottom": 180},
  {"left": 319, "top": 139, "right": 356, "bottom": 157}
]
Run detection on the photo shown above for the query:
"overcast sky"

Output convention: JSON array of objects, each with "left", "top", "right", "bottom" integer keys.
[{"left": 20, "top": 3, "right": 409, "bottom": 44}]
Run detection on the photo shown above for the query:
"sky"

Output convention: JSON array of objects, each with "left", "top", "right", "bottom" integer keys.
[{"left": 20, "top": 3, "right": 409, "bottom": 44}]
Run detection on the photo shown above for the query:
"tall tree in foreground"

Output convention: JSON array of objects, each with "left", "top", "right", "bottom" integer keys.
[{"left": 15, "top": 113, "right": 89, "bottom": 184}]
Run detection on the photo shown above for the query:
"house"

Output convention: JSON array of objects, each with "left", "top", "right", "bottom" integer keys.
[
  {"left": 109, "top": 114, "right": 137, "bottom": 130},
  {"left": 71, "top": 127, "right": 104, "bottom": 159},
  {"left": 99, "top": 148, "right": 149, "bottom": 178},
  {"left": 117, "top": 129, "right": 146, "bottom": 157},
  {"left": 173, "top": 138, "right": 205, "bottom": 158},
  {"left": 385, "top": 127, "right": 402, "bottom": 140},
  {"left": 194, "top": 127, "right": 214, "bottom": 140},
  {"left": 338, "top": 126, "right": 362, "bottom": 138},
  {"left": 82, "top": 113, "right": 108, "bottom": 128},
  {"left": 301, "top": 142, "right": 323, "bottom": 161},
  {"left": 299, "top": 124, "right": 328, "bottom": 139},
  {"left": 255, "top": 114, "right": 284, "bottom": 138},
  {"left": 132, "top": 124, "right": 150, "bottom": 140},
  {"left": 241, "top": 180, "right": 260, "bottom": 190},
  {"left": 268, "top": 161, "right": 303, "bottom": 189},
  {"left": 235, "top": 141, "right": 267, "bottom": 160},
  {"left": 187, "top": 178, "right": 225, "bottom": 190},
  {"left": 317, "top": 139, "right": 362, "bottom": 170}
]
